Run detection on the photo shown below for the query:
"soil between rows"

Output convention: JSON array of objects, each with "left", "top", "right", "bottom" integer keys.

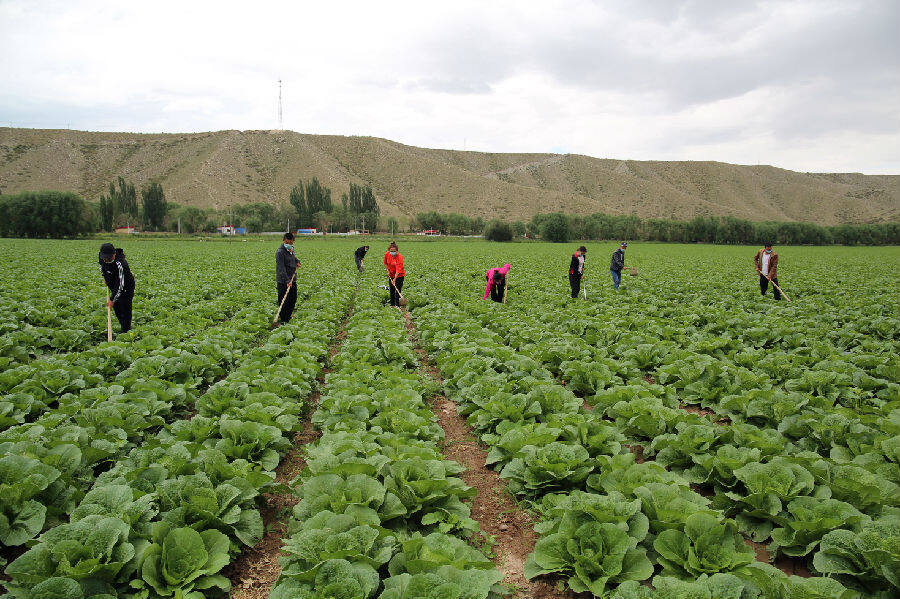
[
  {"left": 226, "top": 293, "right": 357, "bottom": 599},
  {"left": 402, "top": 311, "right": 573, "bottom": 599}
]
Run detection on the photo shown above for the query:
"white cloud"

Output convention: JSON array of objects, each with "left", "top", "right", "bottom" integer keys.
[{"left": 1, "top": 0, "right": 897, "bottom": 173}]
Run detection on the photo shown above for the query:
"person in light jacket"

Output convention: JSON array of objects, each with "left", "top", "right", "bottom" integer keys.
[
  {"left": 275, "top": 233, "right": 299, "bottom": 322},
  {"left": 568, "top": 246, "right": 587, "bottom": 298},
  {"left": 483, "top": 263, "right": 511, "bottom": 302},
  {"left": 384, "top": 242, "right": 406, "bottom": 308},
  {"left": 754, "top": 244, "right": 781, "bottom": 300},
  {"left": 610, "top": 242, "right": 627, "bottom": 290},
  {"left": 99, "top": 243, "right": 135, "bottom": 334}
]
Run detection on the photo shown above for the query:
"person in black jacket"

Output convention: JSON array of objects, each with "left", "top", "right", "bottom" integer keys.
[
  {"left": 275, "top": 233, "right": 299, "bottom": 323},
  {"left": 354, "top": 245, "right": 369, "bottom": 271},
  {"left": 568, "top": 246, "right": 587, "bottom": 298},
  {"left": 99, "top": 243, "right": 135, "bottom": 334},
  {"left": 610, "top": 242, "right": 627, "bottom": 290}
]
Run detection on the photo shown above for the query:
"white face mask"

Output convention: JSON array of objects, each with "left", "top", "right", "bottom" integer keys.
[
  {"left": 390, "top": 251, "right": 397, "bottom": 256},
  {"left": 765, "top": 249, "right": 772, "bottom": 254}
]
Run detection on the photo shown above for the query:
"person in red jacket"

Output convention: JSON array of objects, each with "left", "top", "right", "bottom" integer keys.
[{"left": 384, "top": 241, "right": 406, "bottom": 307}]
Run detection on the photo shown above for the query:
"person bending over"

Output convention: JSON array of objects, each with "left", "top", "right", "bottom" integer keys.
[
  {"left": 99, "top": 242, "right": 135, "bottom": 334},
  {"left": 384, "top": 242, "right": 405, "bottom": 308}
]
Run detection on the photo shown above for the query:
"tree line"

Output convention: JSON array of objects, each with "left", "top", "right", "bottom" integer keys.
[
  {"left": 525, "top": 212, "right": 900, "bottom": 245},
  {"left": 0, "top": 191, "right": 94, "bottom": 238},
  {"left": 288, "top": 178, "right": 380, "bottom": 232},
  {"left": 409, "top": 210, "right": 900, "bottom": 245},
  {"left": 1, "top": 184, "right": 897, "bottom": 245},
  {"left": 98, "top": 176, "right": 167, "bottom": 231}
]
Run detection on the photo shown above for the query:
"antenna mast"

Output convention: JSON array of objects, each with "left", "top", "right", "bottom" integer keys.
[{"left": 277, "top": 79, "right": 283, "bottom": 131}]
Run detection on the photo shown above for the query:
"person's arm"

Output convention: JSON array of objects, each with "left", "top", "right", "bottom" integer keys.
[
  {"left": 483, "top": 271, "right": 493, "bottom": 300},
  {"left": 109, "top": 259, "right": 125, "bottom": 302},
  {"left": 569, "top": 254, "right": 578, "bottom": 274},
  {"left": 769, "top": 254, "right": 778, "bottom": 280},
  {"left": 276, "top": 249, "right": 287, "bottom": 283},
  {"left": 754, "top": 250, "right": 761, "bottom": 272}
]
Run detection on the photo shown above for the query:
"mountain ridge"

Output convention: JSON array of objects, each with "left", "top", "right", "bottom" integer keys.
[{"left": 1, "top": 127, "right": 897, "bottom": 225}]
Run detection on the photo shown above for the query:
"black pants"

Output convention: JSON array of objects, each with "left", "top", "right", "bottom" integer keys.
[
  {"left": 760, "top": 274, "right": 781, "bottom": 300},
  {"left": 277, "top": 280, "right": 297, "bottom": 322},
  {"left": 569, "top": 273, "right": 582, "bottom": 298},
  {"left": 355, "top": 255, "right": 364, "bottom": 271},
  {"left": 389, "top": 276, "right": 405, "bottom": 306},
  {"left": 490, "top": 278, "right": 506, "bottom": 302},
  {"left": 113, "top": 290, "right": 134, "bottom": 333}
]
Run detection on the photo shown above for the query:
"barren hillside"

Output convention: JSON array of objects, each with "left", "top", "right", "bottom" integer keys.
[{"left": 1, "top": 127, "right": 897, "bottom": 225}]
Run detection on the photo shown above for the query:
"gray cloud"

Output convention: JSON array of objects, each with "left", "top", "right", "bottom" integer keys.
[{"left": 0, "top": 0, "right": 897, "bottom": 173}]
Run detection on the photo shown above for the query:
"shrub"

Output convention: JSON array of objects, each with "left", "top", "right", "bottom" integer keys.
[
  {"left": 484, "top": 220, "right": 513, "bottom": 242},
  {"left": 540, "top": 212, "right": 570, "bottom": 243}
]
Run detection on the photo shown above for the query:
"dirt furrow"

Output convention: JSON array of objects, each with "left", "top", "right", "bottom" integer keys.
[
  {"left": 402, "top": 312, "right": 572, "bottom": 599},
  {"left": 227, "top": 293, "right": 357, "bottom": 599}
]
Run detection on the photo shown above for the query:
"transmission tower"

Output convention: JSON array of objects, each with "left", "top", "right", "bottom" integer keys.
[{"left": 277, "top": 79, "right": 283, "bottom": 131}]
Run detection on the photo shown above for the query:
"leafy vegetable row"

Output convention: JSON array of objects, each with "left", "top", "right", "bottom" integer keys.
[
  {"left": 410, "top": 293, "right": 893, "bottom": 598},
  {"left": 1, "top": 287, "right": 259, "bottom": 432},
  {"left": 0, "top": 297, "right": 285, "bottom": 558},
  {"left": 0, "top": 241, "right": 264, "bottom": 366},
  {"left": 267, "top": 285, "right": 503, "bottom": 599},
  {"left": 466, "top": 285, "right": 899, "bottom": 596},
  {"left": 2, "top": 282, "right": 351, "bottom": 598}
]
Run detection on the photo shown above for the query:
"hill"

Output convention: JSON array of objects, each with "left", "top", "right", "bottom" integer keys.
[{"left": 1, "top": 127, "right": 898, "bottom": 225}]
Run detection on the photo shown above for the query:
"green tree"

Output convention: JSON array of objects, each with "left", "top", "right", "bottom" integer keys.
[
  {"left": 113, "top": 176, "right": 137, "bottom": 219},
  {"left": 99, "top": 194, "right": 114, "bottom": 232},
  {"left": 512, "top": 221, "right": 526, "bottom": 238},
  {"left": 0, "top": 191, "right": 92, "bottom": 238},
  {"left": 540, "top": 212, "right": 570, "bottom": 242},
  {"left": 305, "top": 178, "right": 332, "bottom": 220},
  {"left": 484, "top": 220, "right": 513, "bottom": 241},
  {"left": 141, "top": 182, "right": 166, "bottom": 231},
  {"left": 386, "top": 216, "right": 399, "bottom": 234},
  {"left": 289, "top": 180, "right": 308, "bottom": 227},
  {"left": 180, "top": 206, "right": 207, "bottom": 234}
]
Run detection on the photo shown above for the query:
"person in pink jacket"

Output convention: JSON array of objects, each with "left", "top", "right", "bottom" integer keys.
[{"left": 483, "top": 263, "right": 511, "bottom": 302}]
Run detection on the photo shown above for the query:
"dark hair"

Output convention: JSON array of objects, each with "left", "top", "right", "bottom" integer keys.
[
  {"left": 388, "top": 242, "right": 398, "bottom": 250},
  {"left": 577, "top": 246, "right": 587, "bottom": 253},
  {"left": 283, "top": 232, "right": 294, "bottom": 241},
  {"left": 764, "top": 243, "right": 773, "bottom": 247},
  {"left": 364, "top": 245, "right": 369, "bottom": 250}
]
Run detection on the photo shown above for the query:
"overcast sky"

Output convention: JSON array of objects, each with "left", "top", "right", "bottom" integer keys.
[{"left": 1, "top": 0, "right": 898, "bottom": 173}]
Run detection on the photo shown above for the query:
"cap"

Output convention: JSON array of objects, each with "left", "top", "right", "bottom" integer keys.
[
  {"left": 578, "top": 246, "right": 587, "bottom": 252},
  {"left": 99, "top": 243, "right": 115, "bottom": 260},
  {"left": 621, "top": 241, "right": 628, "bottom": 247}
]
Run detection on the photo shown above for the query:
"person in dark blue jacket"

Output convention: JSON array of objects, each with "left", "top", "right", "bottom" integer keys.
[
  {"left": 275, "top": 233, "right": 299, "bottom": 323},
  {"left": 99, "top": 243, "right": 135, "bottom": 333},
  {"left": 610, "top": 242, "right": 627, "bottom": 290},
  {"left": 354, "top": 245, "right": 369, "bottom": 271}
]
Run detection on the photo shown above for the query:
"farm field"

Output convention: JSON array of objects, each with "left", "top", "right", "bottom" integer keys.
[{"left": 1, "top": 238, "right": 898, "bottom": 599}]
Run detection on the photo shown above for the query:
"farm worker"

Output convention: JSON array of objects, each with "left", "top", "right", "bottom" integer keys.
[
  {"left": 354, "top": 245, "right": 369, "bottom": 271},
  {"left": 754, "top": 243, "right": 781, "bottom": 300},
  {"left": 384, "top": 241, "right": 406, "bottom": 308},
  {"left": 99, "top": 243, "right": 135, "bottom": 333},
  {"left": 610, "top": 242, "right": 627, "bottom": 290},
  {"left": 568, "top": 246, "right": 587, "bottom": 298},
  {"left": 483, "top": 263, "right": 511, "bottom": 302},
  {"left": 275, "top": 232, "right": 299, "bottom": 323}
]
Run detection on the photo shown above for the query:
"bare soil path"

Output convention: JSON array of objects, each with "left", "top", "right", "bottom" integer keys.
[
  {"left": 401, "top": 311, "right": 573, "bottom": 599},
  {"left": 226, "top": 291, "right": 357, "bottom": 599}
]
